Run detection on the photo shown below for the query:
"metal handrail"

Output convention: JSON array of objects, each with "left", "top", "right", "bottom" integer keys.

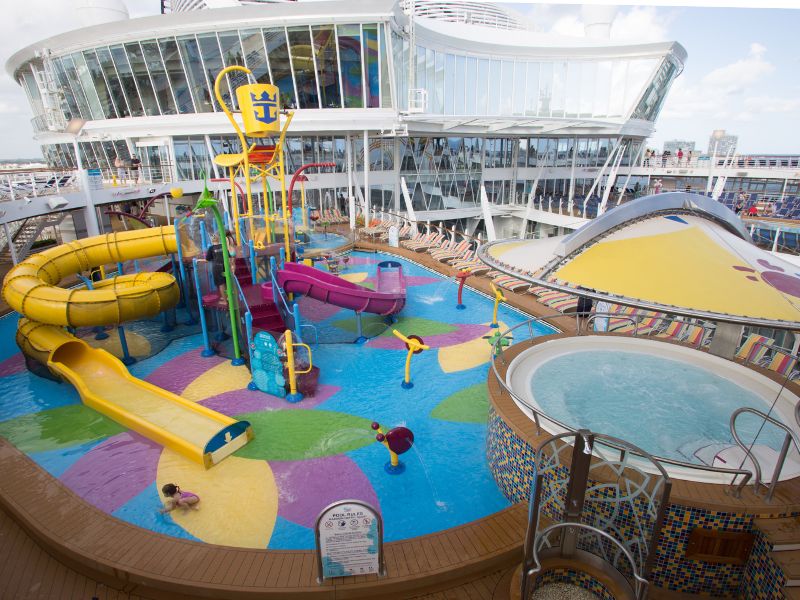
[
  {"left": 730, "top": 407, "right": 800, "bottom": 502},
  {"left": 490, "top": 317, "right": 755, "bottom": 493},
  {"left": 526, "top": 522, "right": 648, "bottom": 600}
]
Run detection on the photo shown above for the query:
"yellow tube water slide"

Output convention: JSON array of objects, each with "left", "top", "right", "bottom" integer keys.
[{"left": 2, "top": 226, "right": 252, "bottom": 468}]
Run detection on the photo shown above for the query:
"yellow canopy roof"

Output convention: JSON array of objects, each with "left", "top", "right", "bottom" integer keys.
[{"left": 554, "top": 215, "right": 800, "bottom": 322}]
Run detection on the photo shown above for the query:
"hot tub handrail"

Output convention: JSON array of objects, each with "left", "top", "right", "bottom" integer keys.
[
  {"left": 525, "top": 522, "right": 649, "bottom": 600},
  {"left": 491, "top": 317, "right": 755, "bottom": 495},
  {"left": 730, "top": 407, "right": 800, "bottom": 502}
]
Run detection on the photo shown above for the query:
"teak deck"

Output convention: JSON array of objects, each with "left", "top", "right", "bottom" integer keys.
[{"left": 0, "top": 438, "right": 527, "bottom": 599}]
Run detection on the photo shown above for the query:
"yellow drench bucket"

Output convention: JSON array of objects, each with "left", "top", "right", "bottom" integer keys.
[{"left": 237, "top": 83, "right": 281, "bottom": 137}]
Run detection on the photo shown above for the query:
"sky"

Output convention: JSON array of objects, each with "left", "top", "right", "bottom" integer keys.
[{"left": 0, "top": 1, "right": 797, "bottom": 159}]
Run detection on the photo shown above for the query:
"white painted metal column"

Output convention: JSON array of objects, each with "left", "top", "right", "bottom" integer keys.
[
  {"left": 598, "top": 143, "right": 626, "bottom": 215},
  {"left": 74, "top": 138, "right": 101, "bottom": 237},
  {"left": 480, "top": 184, "right": 497, "bottom": 242},
  {"left": 400, "top": 177, "right": 417, "bottom": 223},
  {"left": 347, "top": 134, "right": 355, "bottom": 230},
  {"left": 567, "top": 144, "right": 577, "bottom": 214},
  {"left": 4, "top": 222, "right": 18, "bottom": 265},
  {"left": 363, "top": 130, "right": 370, "bottom": 226}
]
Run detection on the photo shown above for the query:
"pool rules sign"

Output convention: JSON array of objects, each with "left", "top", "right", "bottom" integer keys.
[{"left": 315, "top": 500, "right": 385, "bottom": 582}]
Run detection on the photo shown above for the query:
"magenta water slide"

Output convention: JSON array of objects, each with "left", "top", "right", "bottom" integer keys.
[{"left": 277, "top": 262, "right": 406, "bottom": 315}]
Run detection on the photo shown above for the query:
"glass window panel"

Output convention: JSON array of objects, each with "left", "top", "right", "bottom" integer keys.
[
  {"left": 362, "top": 24, "right": 379, "bottom": 108},
  {"left": 379, "top": 24, "right": 391, "bottom": 108},
  {"left": 174, "top": 138, "right": 192, "bottom": 180},
  {"left": 124, "top": 42, "right": 160, "bottom": 115},
  {"left": 287, "top": 26, "right": 320, "bottom": 109},
  {"left": 512, "top": 61, "right": 526, "bottom": 116},
  {"left": 82, "top": 50, "right": 117, "bottom": 119},
  {"left": 551, "top": 61, "right": 566, "bottom": 117},
  {"left": 433, "top": 50, "right": 444, "bottom": 113},
  {"left": 609, "top": 61, "right": 627, "bottom": 117},
  {"left": 538, "top": 62, "right": 553, "bottom": 117},
  {"left": 445, "top": 53, "right": 455, "bottom": 115},
  {"left": 518, "top": 138, "right": 527, "bottom": 167},
  {"left": 415, "top": 45, "right": 426, "bottom": 91},
  {"left": 465, "top": 57, "right": 477, "bottom": 114},
  {"left": 594, "top": 61, "right": 612, "bottom": 117},
  {"left": 628, "top": 60, "right": 664, "bottom": 121},
  {"left": 525, "top": 62, "right": 539, "bottom": 116},
  {"left": 177, "top": 36, "right": 213, "bottom": 112},
  {"left": 60, "top": 55, "right": 91, "bottom": 119},
  {"left": 311, "top": 25, "right": 341, "bottom": 108},
  {"left": 71, "top": 53, "right": 104, "bottom": 120},
  {"left": 334, "top": 136, "right": 346, "bottom": 172},
  {"left": 240, "top": 29, "right": 270, "bottom": 85},
  {"left": 578, "top": 62, "right": 595, "bottom": 118},
  {"left": 159, "top": 38, "right": 194, "bottom": 114},
  {"left": 476, "top": 59, "right": 488, "bottom": 114},
  {"left": 196, "top": 33, "right": 226, "bottom": 112},
  {"left": 426, "top": 48, "right": 435, "bottom": 109},
  {"left": 453, "top": 56, "right": 466, "bottom": 115},
  {"left": 109, "top": 46, "right": 144, "bottom": 116},
  {"left": 264, "top": 28, "right": 297, "bottom": 109},
  {"left": 218, "top": 32, "right": 246, "bottom": 110},
  {"left": 488, "top": 60, "right": 501, "bottom": 115},
  {"left": 141, "top": 41, "right": 176, "bottom": 114},
  {"left": 625, "top": 58, "right": 657, "bottom": 114},
  {"left": 500, "top": 60, "right": 513, "bottom": 115},
  {"left": 337, "top": 25, "right": 363, "bottom": 108},
  {"left": 565, "top": 62, "right": 580, "bottom": 118},
  {"left": 96, "top": 47, "right": 130, "bottom": 117}
]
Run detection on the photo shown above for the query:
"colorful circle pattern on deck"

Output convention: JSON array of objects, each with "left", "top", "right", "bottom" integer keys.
[{"left": 0, "top": 251, "right": 554, "bottom": 549}]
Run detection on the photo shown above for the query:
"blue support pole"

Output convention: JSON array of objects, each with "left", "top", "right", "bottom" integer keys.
[
  {"left": 249, "top": 239, "right": 257, "bottom": 285},
  {"left": 292, "top": 303, "right": 303, "bottom": 344},
  {"left": 200, "top": 221, "right": 209, "bottom": 253},
  {"left": 117, "top": 262, "right": 124, "bottom": 276},
  {"left": 354, "top": 311, "right": 367, "bottom": 344},
  {"left": 245, "top": 312, "right": 257, "bottom": 389},
  {"left": 174, "top": 220, "right": 196, "bottom": 325},
  {"left": 117, "top": 325, "right": 136, "bottom": 366},
  {"left": 279, "top": 246, "right": 286, "bottom": 269},
  {"left": 161, "top": 309, "right": 174, "bottom": 333},
  {"left": 76, "top": 274, "right": 109, "bottom": 340},
  {"left": 192, "top": 258, "right": 215, "bottom": 357},
  {"left": 269, "top": 256, "right": 279, "bottom": 302},
  {"left": 133, "top": 260, "right": 140, "bottom": 273}
]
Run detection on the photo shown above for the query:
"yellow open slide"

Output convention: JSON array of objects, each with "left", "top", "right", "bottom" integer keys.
[{"left": 3, "top": 226, "right": 252, "bottom": 468}]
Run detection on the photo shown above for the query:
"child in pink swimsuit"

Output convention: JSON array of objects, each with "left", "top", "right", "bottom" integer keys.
[{"left": 160, "top": 483, "right": 200, "bottom": 513}]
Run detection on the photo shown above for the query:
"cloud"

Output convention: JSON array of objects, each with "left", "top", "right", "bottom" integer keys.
[
  {"left": 660, "top": 43, "right": 777, "bottom": 120},
  {"left": 610, "top": 7, "right": 671, "bottom": 43},
  {"left": 743, "top": 95, "right": 800, "bottom": 113},
  {"left": 548, "top": 6, "right": 672, "bottom": 42},
  {"left": 700, "top": 43, "right": 775, "bottom": 96}
]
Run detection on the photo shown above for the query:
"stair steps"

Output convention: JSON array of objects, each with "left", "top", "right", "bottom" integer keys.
[{"left": 755, "top": 516, "right": 800, "bottom": 593}]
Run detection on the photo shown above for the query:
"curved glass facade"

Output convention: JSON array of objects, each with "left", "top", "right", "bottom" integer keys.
[
  {"left": 396, "top": 43, "right": 668, "bottom": 120},
  {"left": 41, "top": 23, "right": 392, "bottom": 123}
]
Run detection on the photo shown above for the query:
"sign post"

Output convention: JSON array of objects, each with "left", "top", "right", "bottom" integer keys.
[{"left": 315, "top": 500, "right": 385, "bottom": 583}]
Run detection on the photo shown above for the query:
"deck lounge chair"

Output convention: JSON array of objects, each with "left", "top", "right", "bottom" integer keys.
[
  {"left": 764, "top": 352, "right": 798, "bottom": 377},
  {"left": 406, "top": 232, "right": 445, "bottom": 252},
  {"left": 655, "top": 320, "right": 686, "bottom": 341},
  {"left": 735, "top": 334, "right": 775, "bottom": 364},
  {"left": 431, "top": 240, "right": 470, "bottom": 261},
  {"left": 492, "top": 273, "right": 531, "bottom": 292}
]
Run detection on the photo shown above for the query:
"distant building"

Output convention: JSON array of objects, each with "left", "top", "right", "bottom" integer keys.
[
  {"left": 663, "top": 140, "right": 695, "bottom": 155},
  {"left": 707, "top": 130, "right": 738, "bottom": 157}
]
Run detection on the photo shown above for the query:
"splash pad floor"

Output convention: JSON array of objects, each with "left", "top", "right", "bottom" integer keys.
[{"left": 0, "top": 251, "right": 553, "bottom": 550}]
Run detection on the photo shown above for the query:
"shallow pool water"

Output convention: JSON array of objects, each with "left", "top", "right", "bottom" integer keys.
[
  {"left": 530, "top": 350, "right": 786, "bottom": 462},
  {"left": 0, "top": 251, "right": 553, "bottom": 549}
]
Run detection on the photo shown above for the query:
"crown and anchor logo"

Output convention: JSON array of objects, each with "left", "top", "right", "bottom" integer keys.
[{"left": 250, "top": 89, "right": 279, "bottom": 125}]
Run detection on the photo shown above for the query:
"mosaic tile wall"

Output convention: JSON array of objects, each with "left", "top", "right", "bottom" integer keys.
[
  {"left": 739, "top": 529, "right": 786, "bottom": 599},
  {"left": 486, "top": 405, "right": 787, "bottom": 597},
  {"left": 535, "top": 568, "right": 615, "bottom": 600}
]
